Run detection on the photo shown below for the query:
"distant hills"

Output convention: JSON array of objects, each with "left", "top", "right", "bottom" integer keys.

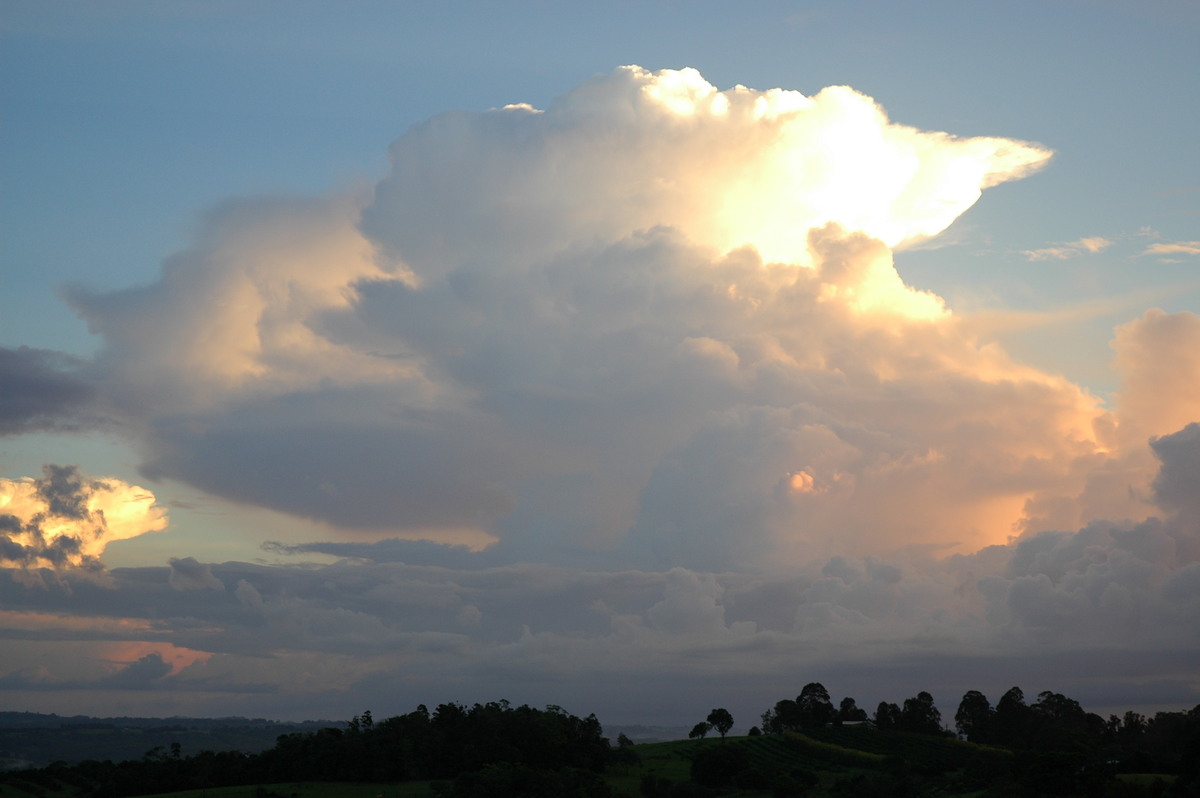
[
  {"left": 0, "top": 712, "right": 692, "bottom": 771},
  {"left": 0, "top": 712, "right": 333, "bottom": 770}
]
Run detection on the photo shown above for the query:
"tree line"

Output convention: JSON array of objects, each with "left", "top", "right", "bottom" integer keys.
[
  {"left": 757, "top": 682, "right": 941, "bottom": 734},
  {"left": 952, "top": 686, "right": 1200, "bottom": 776},
  {"left": 744, "top": 682, "right": 1199, "bottom": 795},
  {"left": 3, "top": 687, "right": 1197, "bottom": 797},
  {"left": 2, "top": 701, "right": 613, "bottom": 798}
]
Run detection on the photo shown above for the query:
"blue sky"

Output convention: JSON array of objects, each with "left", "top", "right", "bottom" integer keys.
[{"left": 1, "top": 1, "right": 1198, "bottom": 726}]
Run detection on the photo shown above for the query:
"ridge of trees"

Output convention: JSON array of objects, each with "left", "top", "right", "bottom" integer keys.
[
  {"left": 2, "top": 686, "right": 1197, "bottom": 797},
  {"left": 752, "top": 683, "right": 1199, "bottom": 795},
  {"left": 952, "top": 686, "right": 1200, "bottom": 777},
  {"left": 1, "top": 701, "right": 612, "bottom": 798}
]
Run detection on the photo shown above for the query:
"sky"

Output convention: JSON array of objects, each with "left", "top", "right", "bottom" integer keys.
[{"left": 1, "top": 0, "right": 1199, "bottom": 730}]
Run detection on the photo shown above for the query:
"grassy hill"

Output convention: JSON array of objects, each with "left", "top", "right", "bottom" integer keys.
[{"left": 609, "top": 728, "right": 1015, "bottom": 796}]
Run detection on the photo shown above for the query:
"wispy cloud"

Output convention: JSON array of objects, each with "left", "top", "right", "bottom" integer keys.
[
  {"left": 1142, "top": 240, "right": 1200, "bottom": 258},
  {"left": 1021, "top": 236, "right": 1113, "bottom": 261}
]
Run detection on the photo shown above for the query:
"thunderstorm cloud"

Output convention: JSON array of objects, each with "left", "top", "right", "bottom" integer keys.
[{"left": 2, "top": 67, "right": 1197, "bottom": 720}]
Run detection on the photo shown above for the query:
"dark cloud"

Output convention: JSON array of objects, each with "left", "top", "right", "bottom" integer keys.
[
  {"left": 1151, "top": 422, "right": 1200, "bottom": 522},
  {"left": 168, "top": 557, "right": 225, "bottom": 591},
  {"left": 263, "top": 538, "right": 488, "bottom": 569},
  {"left": 0, "top": 653, "right": 170, "bottom": 692},
  {"left": 0, "top": 347, "right": 96, "bottom": 435},
  {"left": 100, "top": 653, "right": 172, "bottom": 689},
  {"left": 36, "top": 464, "right": 92, "bottom": 520},
  {"left": 3, "top": 464, "right": 1197, "bottom": 717},
  {"left": 139, "top": 415, "right": 518, "bottom": 532}
]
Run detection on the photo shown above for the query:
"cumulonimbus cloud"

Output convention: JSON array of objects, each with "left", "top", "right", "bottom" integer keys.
[
  {"left": 363, "top": 65, "right": 1052, "bottom": 274},
  {"left": 3, "top": 65, "right": 1197, "bottom": 722},
  {"left": 53, "top": 66, "right": 1119, "bottom": 569}
]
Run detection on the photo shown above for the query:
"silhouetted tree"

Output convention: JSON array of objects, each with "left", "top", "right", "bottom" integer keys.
[
  {"left": 900, "top": 691, "right": 942, "bottom": 734},
  {"left": 1030, "top": 690, "right": 1096, "bottom": 753},
  {"left": 1119, "top": 710, "right": 1145, "bottom": 745},
  {"left": 994, "top": 686, "right": 1031, "bottom": 747},
  {"left": 706, "top": 708, "right": 734, "bottom": 739},
  {"left": 955, "top": 690, "right": 994, "bottom": 742},
  {"left": 612, "top": 733, "right": 640, "bottom": 772},
  {"left": 838, "top": 697, "right": 868, "bottom": 723},
  {"left": 874, "top": 701, "right": 901, "bottom": 730},
  {"left": 688, "top": 722, "right": 711, "bottom": 740},
  {"left": 761, "top": 699, "right": 797, "bottom": 733},
  {"left": 797, "top": 683, "right": 836, "bottom": 728}
]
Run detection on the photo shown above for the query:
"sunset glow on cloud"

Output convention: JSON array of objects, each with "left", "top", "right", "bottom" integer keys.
[
  {"left": 2, "top": 41, "right": 1198, "bottom": 727},
  {"left": 363, "top": 66, "right": 1052, "bottom": 275},
  {"left": 53, "top": 67, "right": 1087, "bottom": 563},
  {"left": 0, "top": 466, "right": 166, "bottom": 569}
]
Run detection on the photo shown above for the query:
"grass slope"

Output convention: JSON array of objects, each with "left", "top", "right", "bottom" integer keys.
[{"left": 608, "top": 727, "right": 1023, "bottom": 797}]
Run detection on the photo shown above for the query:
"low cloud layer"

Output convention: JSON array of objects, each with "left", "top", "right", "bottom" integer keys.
[
  {"left": 0, "top": 423, "right": 1195, "bottom": 719},
  {"left": 2, "top": 66, "right": 1197, "bottom": 721}
]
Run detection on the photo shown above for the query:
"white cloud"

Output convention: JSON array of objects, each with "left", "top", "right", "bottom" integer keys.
[
  {"left": 1142, "top": 240, "right": 1200, "bottom": 258},
  {"left": 1021, "top": 236, "right": 1113, "bottom": 261},
  {"left": 364, "top": 66, "right": 1050, "bottom": 275},
  {"left": 54, "top": 67, "right": 1085, "bottom": 566}
]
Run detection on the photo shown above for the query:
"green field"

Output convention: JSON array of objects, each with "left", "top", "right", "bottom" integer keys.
[{"left": 604, "top": 729, "right": 995, "bottom": 796}]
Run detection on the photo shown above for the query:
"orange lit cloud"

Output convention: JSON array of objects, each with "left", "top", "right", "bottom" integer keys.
[
  {"left": 1142, "top": 240, "right": 1200, "bottom": 258},
  {"left": 1113, "top": 309, "right": 1200, "bottom": 448},
  {"left": 0, "top": 466, "right": 167, "bottom": 568},
  {"left": 0, "top": 609, "right": 154, "bottom": 635},
  {"left": 95, "top": 641, "right": 213, "bottom": 677}
]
